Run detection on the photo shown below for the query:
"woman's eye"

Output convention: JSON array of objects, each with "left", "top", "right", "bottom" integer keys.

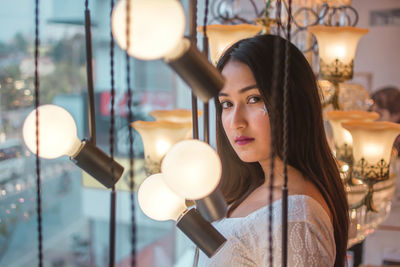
[
  {"left": 248, "top": 96, "right": 261, "bottom": 104},
  {"left": 220, "top": 101, "right": 232, "bottom": 109}
]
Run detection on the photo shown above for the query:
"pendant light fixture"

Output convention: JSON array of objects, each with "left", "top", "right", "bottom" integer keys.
[
  {"left": 22, "top": 106, "right": 124, "bottom": 189},
  {"left": 138, "top": 173, "right": 226, "bottom": 257},
  {"left": 111, "top": 0, "right": 224, "bottom": 102}
]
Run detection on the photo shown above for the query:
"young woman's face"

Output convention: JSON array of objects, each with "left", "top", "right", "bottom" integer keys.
[{"left": 218, "top": 60, "right": 271, "bottom": 163}]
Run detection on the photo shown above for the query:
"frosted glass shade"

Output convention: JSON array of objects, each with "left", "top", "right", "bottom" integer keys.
[
  {"left": 309, "top": 26, "right": 368, "bottom": 65},
  {"left": 316, "top": 0, "right": 351, "bottom": 5},
  {"left": 149, "top": 109, "right": 203, "bottom": 123},
  {"left": 309, "top": 26, "right": 368, "bottom": 81},
  {"left": 138, "top": 173, "right": 186, "bottom": 221},
  {"left": 22, "top": 105, "right": 81, "bottom": 159},
  {"left": 342, "top": 121, "right": 400, "bottom": 165},
  {"left": 111, "top": 0, "right": 185, "bottom": 60},
  {"left": 326, "top": 110, "right": 379, "bottom": 148},
  {"left": 198, "top": 24, "right": 262, "bottom": 65},
  {"left": 161, "top": 140, "right": 222, "bottom": 200},
  {"left": 132, "top": 120, "right": 192, "bottom": 174}
]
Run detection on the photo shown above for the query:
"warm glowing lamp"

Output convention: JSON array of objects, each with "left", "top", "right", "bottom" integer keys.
[
  {"left": 342, "top": 121, "right": 400, "bottom": 170},
  {"left": 309, "top": 26, "right": 368, "bottom": 109},
  {"left": 23, "top": 105, "right": 123, "bottom": 188},
  {"left": 197, "top": 24, "right": 262, "bottom": 65},
  {"left": 111, "top": 0, "right": 185, "bottom": 60},
  {"left": 316, "top": 0, "right": 352, "bottom": 6},
  {"left": 138, "top": 173, "right": 187, "bottom": 221},
  {"left": 309, "top": 26, "right": 368, "bottom": 82},
  {"left": 111, "top": 0, "right": 224, "bottom": 102},
  {"left": 23, "top": 105, "right": 81, "bottom": 159},
  {"left": 149, "top": 109, "right": 202, "bottom": 123},
  {"left": 342, "top": 121, "right": 400, "bottom": 211},
  {"left": 132, "top": 120, "right": 193, "bottom": 174},
  {"left": 326, "top": 110, "right": 379, "bottom": 162},
  {"left": 161, "top": 140, "right": 222, "bottom": 200},
  {"left": 138, "top": 173, "right": 226, "bottom": 257}
]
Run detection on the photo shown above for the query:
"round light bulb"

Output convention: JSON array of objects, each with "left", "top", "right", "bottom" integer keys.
[
  {"left": 161, "top": 140, "right": 222, "bottom": 200},
  {"left": 22, "top": 105, "right": 81, "bottom": 159},
  {"left": 138, "top": 173, "right": 186, "bottom": 221},
  {"left": 111, "top": 0, "right": 185, "bottom": 60}
]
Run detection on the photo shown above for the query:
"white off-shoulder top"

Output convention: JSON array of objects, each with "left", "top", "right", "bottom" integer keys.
[{"left": 197, "top": 195, "right": 335, "bottom": 267}]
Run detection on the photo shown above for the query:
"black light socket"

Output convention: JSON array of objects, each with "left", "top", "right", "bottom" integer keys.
[
  {"left": 177, "top": 208, "right": 226, "bottom": 258},
  {"left": 195, "top": 189, "right": 227, "bottom": 222},
  {"left": 71, "top": 140, "right": 124, "bottom": 188},
  {"left": 165, "top": 39, "right": 224, "bottom": 102}
]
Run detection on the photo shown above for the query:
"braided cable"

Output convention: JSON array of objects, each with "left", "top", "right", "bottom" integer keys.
[
  {"left": 202, "top": 0, "right": 210, "bottom": 144},
  {"left": 276, "top": 0, "right": 282, "bottom": 36},
  {"left": 268, "top": 0, "right": 284, "bottom": 265},
  {"left": 267, "top": 1, "right": 282, "bottom": 265},
  {"left": 108, "top": 0, "right": 117, "bottom": 266},
  {"left": 281, "top": 1, "right": 292, "bottom": 266},
  {"left": 124, "top": 1, "right": 136, "bottom": 266},
  {"left": 190, "top": 0, "right": 199, "bottom": 140},
  {"left": 34, "top": 0, "right": 43, "bottom": 266}
]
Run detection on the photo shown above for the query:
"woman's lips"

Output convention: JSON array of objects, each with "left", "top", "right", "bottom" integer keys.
[{"left": 235, "top": 136, "right": 255, "bottom": 146}]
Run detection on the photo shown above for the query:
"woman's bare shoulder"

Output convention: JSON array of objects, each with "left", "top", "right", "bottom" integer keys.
[
  {"left": 229, "top": 169, "right": 332, "bottom": 221},
  {"left": 288, "top": 175, "right": 333, "bottom": 222}
]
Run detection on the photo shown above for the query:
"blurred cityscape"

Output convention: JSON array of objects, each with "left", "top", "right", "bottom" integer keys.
[{"left": 0, "top": 0, "right": 194, "bottom": 266}]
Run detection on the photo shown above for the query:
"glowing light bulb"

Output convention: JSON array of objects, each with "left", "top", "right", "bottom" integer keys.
[
  {"left": 111, "top": 0, "right": 185, "bottom": 60},
  {"left": 363, "top": 143, "right": 384, "bottom": 160},
  {"left": 156, "top": 139, "right": 171, "bottom": 157},
  {"left": 341, "top": 164, "right": 349, "bottom": 172},
  {"left": 138, "top": 173, "right": 186, "bottom": 221},
  {"left": 332, "top": 44, "right": 347, "bottom": 61},
  {"left": 161, "top": 140, "right": 222, "bottom": 200},
  {"left": 22, "top": 105, "right": 81, "bottom": 159},
  {"left": 343, "top": 130, "right": 353, "bottom": 144}
]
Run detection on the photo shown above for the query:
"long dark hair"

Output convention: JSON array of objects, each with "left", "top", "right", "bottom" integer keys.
[{"left": 215, "top": 34, "right": 349, "bottom": 267}]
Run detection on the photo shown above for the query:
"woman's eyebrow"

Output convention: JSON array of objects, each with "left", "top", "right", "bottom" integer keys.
[{"left": 218, "top": 84, "right": 258, "bottom": 96}]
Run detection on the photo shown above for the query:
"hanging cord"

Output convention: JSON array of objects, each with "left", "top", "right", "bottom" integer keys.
[
  {"left": 85, "top": 0, "right": 96, "bottom": 144},
  {"left": 190, "top": 0, "right": 199, "bottom": 140},
  {"left": 124, "top": 0, "right": 136, "bottom": 266},
  {"left": 267, "top": 0, "right": 282, "bottom": 266},
  {"left": 190, "top": 0, "right": 200, "bottom": 265},
  {"left": 282, "top": 0, "right": 292, "bottom": 266},
  {"left": 202, "top": 0, "right": 210, "bottom": 144},
  {"left": 34, "top": 0, "right": 43, "bottom": 266},
  {"left": 108, "top": 0, "right": 117, "bottom": 266},
  {"left": 276, "top": 0, "right": 282, "bottom": 36}
]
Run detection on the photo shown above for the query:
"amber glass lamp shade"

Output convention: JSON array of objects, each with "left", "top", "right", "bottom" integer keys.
[
  {"left": 149, "top": 109, "right": 202, "bottom": 123},
  {"left": 132, "top": 120, "right": 192, "bottom": 174},
  {"left": 342, "top": 121, "right": 400, "bottom": 211},
  {"left": 198, "top": 24, "right": 262, "bottom": 65},
  {"left": 326, "top": 110, "right": 379, "bottom": 161},
  {"left": 308, "top": 26, "right": 368, "bottom": 82},
  {"left": 342, "top": 121, "right": 400, "bottom": 168},
  {"left": 316, "top": 0, "right": 352, "bottom": 5}
]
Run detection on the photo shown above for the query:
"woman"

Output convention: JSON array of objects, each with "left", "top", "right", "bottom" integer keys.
[{"left": 198, "top": 35, "right": 349, "bottom": 266}]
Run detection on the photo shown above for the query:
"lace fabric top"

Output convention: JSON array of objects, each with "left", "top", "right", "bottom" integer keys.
[{"left": 197, "top": 195, "right": 335, "bottom": 267}]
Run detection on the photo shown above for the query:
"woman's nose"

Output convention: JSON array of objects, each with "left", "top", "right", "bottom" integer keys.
[{"left": 230, "top": 106, "right": 247, "bottom": 130}]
